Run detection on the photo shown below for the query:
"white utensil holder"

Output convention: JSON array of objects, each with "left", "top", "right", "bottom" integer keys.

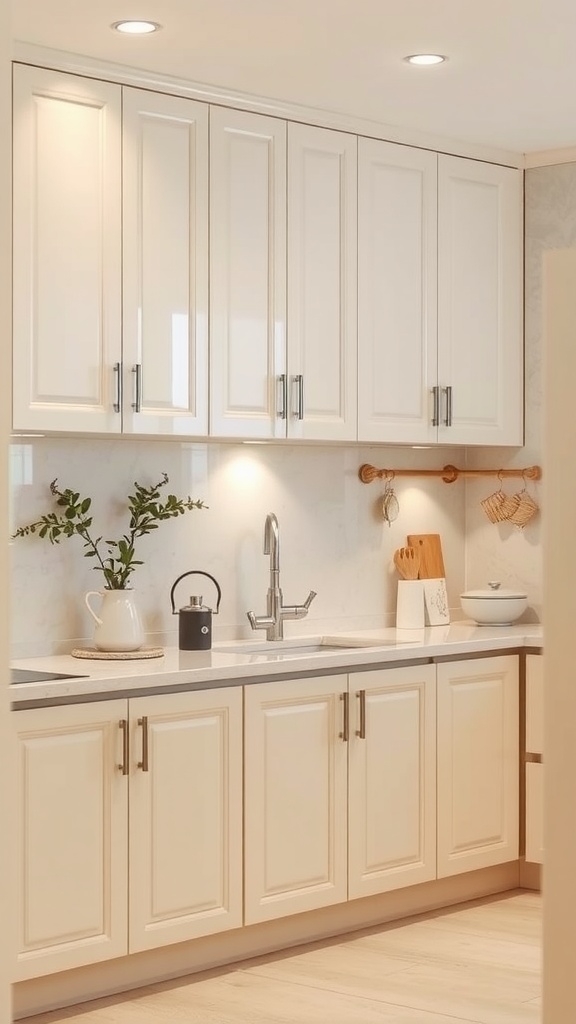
[{"left": 396, "top": 580, "right": 425, "bottom": 629}]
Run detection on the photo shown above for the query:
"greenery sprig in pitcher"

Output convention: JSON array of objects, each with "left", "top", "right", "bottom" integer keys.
[{"left": 12, "top": 472, "right": 207, "bottom": 589}]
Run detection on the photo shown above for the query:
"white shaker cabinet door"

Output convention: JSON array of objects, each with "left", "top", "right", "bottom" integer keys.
[
  {"left": 13, "top": 701, "right": 128, "bottom": 980},
  {"left": 122, "top": 89, "right": 209, "bottom": 436},
  {"left": 437, "top": 156, "right": 523, "bottom": 445},
  {"left": 287, "top": 123, "right": 357, "bottom": 440},
  {"left": 244, "top": 675, "right": 348, "bottom": 923},
  {"left": 210, "top": 107, "right": 287, "bottom": 438},
  {"left": 12, "top": 65, "right": 122, "bottom": 433},
  {"left": 358, "top": 139, "right": 438, "bottom": 444},
  {"left": 128, "top": 687, "right": 243, "bottom": 952},
  {"left": 437, "top": 656, "right": 519, "bottom": 877},
  {"left": 348, "top": 665, "right": 437, "bottom": 899}
]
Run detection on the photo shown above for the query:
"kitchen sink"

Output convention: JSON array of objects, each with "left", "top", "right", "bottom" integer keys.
[{"left": 212, "top": 639, "right": 354, "bottom": 657}]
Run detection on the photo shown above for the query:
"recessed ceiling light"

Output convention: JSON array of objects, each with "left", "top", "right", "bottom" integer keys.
[
  {"left": 111, "top": 20, "right": 162, "bottom": 34},
  {"left": 404, "top": 54, "right": 447, "bottom": 66}
]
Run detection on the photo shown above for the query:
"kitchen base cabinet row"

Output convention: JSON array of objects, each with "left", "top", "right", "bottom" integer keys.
[{"left": 11, "top": 655, "right": 519, "bottom": 982}]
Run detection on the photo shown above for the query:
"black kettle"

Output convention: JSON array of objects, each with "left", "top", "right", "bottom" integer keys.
[{"left": 170, "top": 571, "right": 222, "bottom": 651}]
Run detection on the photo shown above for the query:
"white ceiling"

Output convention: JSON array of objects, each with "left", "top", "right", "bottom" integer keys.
[{"left": 11, "top": 0, "right": 576, "bottom": 156}]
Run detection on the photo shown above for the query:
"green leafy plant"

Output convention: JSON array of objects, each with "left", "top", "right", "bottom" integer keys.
[{"left": 12, "top": 472, "right": 207, "bottom": 590}]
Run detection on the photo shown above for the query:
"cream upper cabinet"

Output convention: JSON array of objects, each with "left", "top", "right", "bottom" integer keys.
[
  {"left": 358, "top": 139, "right": 438, "bottom": 444},
  {"left": 13, "top": 700, "right": 128, "bottom": 980},
  {"left": 348, "top": 665, "right": 437, "bottom": 899},
  {"left": 358, "top": 142, "right": 523, "bottom": 446},
  {"left": 287, "top": 123, "right": 357, "bottom": 441},
  {"left": 122, "top": 88, "right": 209, "bottom": 435},
  {"left": 437, "top": 155, "right": 523, "bottom": 445},
  {"left": 436, "top": 656, "right": 519, "bottom": 877},
  {"left": 13, "top": 67, "right": 210, "bottom": 437},
  {"left": 12, "top": 65, "right": 122, "bottom": 433},
  {"left": 209, "top": 107, "right": 287, "bottom": 438},
  {"left": 128, "top": 687, "right": 243, "bottom": 951},
  {"left": 244, "top": 675, "right": 348, "bottom": 923}
]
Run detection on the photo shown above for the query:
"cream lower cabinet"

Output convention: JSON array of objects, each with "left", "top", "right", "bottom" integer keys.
[
  {"left": 436, "top": 656, "right": 519, "bottom": 877},
  {"left": 348, "top": 665, "right": 437, "bottom": 898},
  {"left": 13, "top": 700, "right": 129, "bottom": 980},
  {"left": 13, "top": 687, "right": 243, "bottom": 980},
  {"left": 525, "top": 654, "right": 544, "bottom": 864},
  {"left": 244, "top": 664, "right": 436, "bottom": 923},
  {"left": 128, "top": 688, "right": 243, "bottom": 951}
]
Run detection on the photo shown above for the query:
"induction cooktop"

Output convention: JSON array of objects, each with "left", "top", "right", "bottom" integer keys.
[{"left": 11, "top": 668, "right": 89, "bottom": 684}]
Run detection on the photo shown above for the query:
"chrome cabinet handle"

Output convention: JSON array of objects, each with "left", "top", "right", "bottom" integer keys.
[
  {"left": 443, "top": 385, "right": 453, "bottom": 427},
  {"left": 132, "top": 364, "right": 142, "bottom": 413},
  {"left": 339, "top": 692, "right": 349, "bottom": 742},
  {"left": 118, "top": 719, "right": 129, "bottom": 775},
  {"left": 432, "top": 385, "right": 440, "bottom": 427},
  {"left": 137, "top": 716, "right": 149, "bottom": 771},
  {"left": 291, "top": 374, "right": 304, "bottom": 420},
  {"left": 113, "top": 362, "right": 122, "bottom": 414},
  {"left": 277, "top": 374, "right": 288, "bottom": 419},
  {"left": 356, "top": 690, "right": 366, "bottom": 739}
]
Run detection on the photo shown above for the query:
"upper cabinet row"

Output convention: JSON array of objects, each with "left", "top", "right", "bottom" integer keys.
[{"left": 12, "top": 64, "right": 523, "bottom": 445}]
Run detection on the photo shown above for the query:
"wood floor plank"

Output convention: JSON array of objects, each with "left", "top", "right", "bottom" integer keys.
[{"left": 20, "top": 892, "right": 542, "bottom": 1024}]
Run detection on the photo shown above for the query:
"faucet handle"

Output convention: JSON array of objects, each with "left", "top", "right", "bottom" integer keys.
[{"left": 303, "top": 590, "right": 317, "bottom": 610}]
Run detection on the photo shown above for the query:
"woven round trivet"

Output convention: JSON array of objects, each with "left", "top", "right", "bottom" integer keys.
[{"left": 71, "top": 646, "right": 164, "bottom": 660}]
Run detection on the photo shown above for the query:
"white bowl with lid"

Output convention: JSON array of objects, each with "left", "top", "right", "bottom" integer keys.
[{"left": 460, "top": 582, "right": 528, "bottom": 625}]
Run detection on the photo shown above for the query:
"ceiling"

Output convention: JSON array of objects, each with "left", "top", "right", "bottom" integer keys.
[{"left": 11, "top": 0, "right": 576, "bottom": 156}]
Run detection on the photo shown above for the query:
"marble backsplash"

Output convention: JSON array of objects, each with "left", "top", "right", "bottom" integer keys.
[{"left": 9, "top": 433, "right": 545, "bottom": 658}]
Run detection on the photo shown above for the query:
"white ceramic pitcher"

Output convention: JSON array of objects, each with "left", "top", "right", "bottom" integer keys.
[{"left": 85, "top": 589, "right": 145, "bottom": 652}]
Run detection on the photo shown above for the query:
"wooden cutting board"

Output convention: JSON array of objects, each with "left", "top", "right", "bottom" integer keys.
[{"left": 407, "top": 534, "right": 446, "bottom": 579}]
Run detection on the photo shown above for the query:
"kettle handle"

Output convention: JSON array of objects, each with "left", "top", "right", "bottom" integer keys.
[{"left": 170, "top": 571, "right": 222, "bottom": 615}]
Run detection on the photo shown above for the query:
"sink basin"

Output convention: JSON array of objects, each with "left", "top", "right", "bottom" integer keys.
[{"left": 212, "top": 640, "right": 352, "bottom": 657}]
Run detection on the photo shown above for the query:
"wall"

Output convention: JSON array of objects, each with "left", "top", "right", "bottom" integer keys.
[{"left": 10, "top": 439, "right": 467, "bottom": 657}]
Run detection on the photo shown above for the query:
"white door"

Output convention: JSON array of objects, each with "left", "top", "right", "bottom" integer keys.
[
  {"left": 437, "top": 656, "right": 519, "bottom": 877},
  {"left": 12, "top": 65, "right": 122, "bottom": 433},
  {"left": 122, "top": 88, "right": 209, "bottom": 436},
  {"left": 437, "top": 156, "right": 523, "bottom": 445},
  {"left": 348, "top": 665, "right": 436, "bottom": 899},
  {"left": 13, "top": 701, "right": 128, "bottom": 980},
  {"left": 129, "top": 687, "right": 243, "bottom": 952},
  {"left": 287, "top": 123, "right": 357, "bottom": 440},
  {"left": 210, "top": 107, "right": 287, "bottom": 438},
  {"left": 244, "top": 675, "right": 348, "bottom": 923},
  {"left": 358, "top": 139, "right": 438, "bottom": 443}
]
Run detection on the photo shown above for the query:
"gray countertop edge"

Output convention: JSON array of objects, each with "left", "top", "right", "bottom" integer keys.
[{"left": 9, "top": 623, "right": 543, "bottom": 709}]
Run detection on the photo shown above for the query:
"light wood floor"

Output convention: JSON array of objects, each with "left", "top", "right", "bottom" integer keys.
[{"left": 23, "top": 889, "right": 542, "bottom": 1024}]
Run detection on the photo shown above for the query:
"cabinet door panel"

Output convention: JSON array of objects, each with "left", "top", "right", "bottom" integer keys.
[
  {"left": 358, "top": 139, "right": 438, "bottom": 443},
  {"left": 287, "top": 124, "right": 357, "bottom": 440},
  {"left": 210, "top": 107, "right": 286, "bottom": 438},
  {"left": 437, "top": 156, "right": 523, "bottom": 445},
  {"left": 526, "top": 653, "right": 544, "bottom": 755},
  {"left": 13, "top": 701, "right": 128, "bottom": 980},
  {"left": 129, "top": 688, "right": 243, "bottom": 951},
  {"left": 525, "top": 762, "right": 544, "bottom": 864},
  {"left": 12, "top": 65, "right": 122, "bottom": 432},
  {"left": 244, "top": 676, "right": 347, "bottom": 923},
  {"left": 437, "top": 656, "right": 519, "bottom": 876},
  {"left": 122, "top": 89, "right": 209, "bottom": 435},
  {"left": 348, "top": 666, "right": 436, "bottom": 898}
]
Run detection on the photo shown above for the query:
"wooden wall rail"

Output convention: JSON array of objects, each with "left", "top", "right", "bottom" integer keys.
[{"left": 358, "top": 464, "right": 542, "bottom": 485}]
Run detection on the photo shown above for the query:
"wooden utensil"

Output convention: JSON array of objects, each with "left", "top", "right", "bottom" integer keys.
[
  {"left": 407, "top": 534, "right": 445, "bottom": 579},
  {"left": 393, "top": 546, "right": 420, "bottom": 580}
]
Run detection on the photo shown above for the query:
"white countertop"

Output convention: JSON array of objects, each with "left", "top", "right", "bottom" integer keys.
[{"left": 10, "top": 622, "right": 543, "bottom": 706}]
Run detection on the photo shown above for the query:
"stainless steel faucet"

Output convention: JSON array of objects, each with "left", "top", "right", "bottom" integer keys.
[{"left": 247, "top": 512, "right": 317, "bottom": 640}]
